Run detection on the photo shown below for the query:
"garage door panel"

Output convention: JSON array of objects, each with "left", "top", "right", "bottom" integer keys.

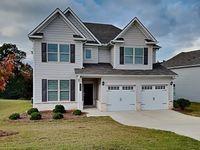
[
  {"left": 107, "top": 85, "right": 136, "bottom": 111},
  {"left": 141, "top": 85, "right": 168, "bottom": 110}
]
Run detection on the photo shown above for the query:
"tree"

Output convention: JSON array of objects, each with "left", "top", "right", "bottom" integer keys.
[
  {"left": 0, "top": 54, "right": 15, "bottom": 91},
  {"left": 0, "top": 44, "right": 33, "bottom": 99}
]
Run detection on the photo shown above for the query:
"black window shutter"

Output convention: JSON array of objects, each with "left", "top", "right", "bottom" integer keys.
[
  {"left": 41, "top": 43, "right": 47, "bottom": 62},
  {"left": 120, "top": 47, "right": 124, "bottom": 64},
  {"left": 144, "top": 48, "right": 148, "bottom": 65},
  {"left": 70, "top": 79, "right": 75, "bottom": 101},
  {"left": 42, "top": 79, "right": 47, "bottom": 102},
  {"left": 70, "top": 44, "right": 75, "bottom": 63}
]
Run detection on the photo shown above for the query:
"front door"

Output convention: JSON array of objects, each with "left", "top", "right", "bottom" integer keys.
[{"left": 84, "top": 84, "right": 93, "bottom": 105}]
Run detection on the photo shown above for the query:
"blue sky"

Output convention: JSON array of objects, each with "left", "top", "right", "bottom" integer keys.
[{"left": 0, "top": 0, "right": 200, "bottom": 64}]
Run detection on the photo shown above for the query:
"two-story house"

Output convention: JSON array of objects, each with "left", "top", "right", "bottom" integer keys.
[{"left": 28, "top": 7, "right": 176, "bottom": 111}]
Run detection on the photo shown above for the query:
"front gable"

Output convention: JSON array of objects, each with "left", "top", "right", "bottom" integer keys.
[
  {"left": 121, "top": 22, "right": 147, "bottom": 45},
  {"left": 28, "top": 8, "right": 85, "bottom": 41},
  {"left": 113, "top": 17, "right": 157, "bottom": 45},
  {"left": 64, "top": 8, "right": 101, "bottom": 44},
  {"left": 40, "top": 15, "right": 76, "bottom": 42}
]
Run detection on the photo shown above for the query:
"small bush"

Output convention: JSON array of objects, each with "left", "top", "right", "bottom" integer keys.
[
  {"left": 30, "top": 112, "right": 41, "bottom": 120},
  {"left": 27, "top": 108, "right": 39, "bottom": 115},
  {"left": 53, "top": 112, "right": 64, "bottom": 119},
  {"left": 176, "top": 98, "right": 191, "bottom": 110},
  {"left": 9, "top": 113, "right": 20, "bottom": 120},
  {"left": 53, "top": 105, "right": 66, "bottom": 113},
  {"left": 73, "top": 109, "right": 82, "bottom": 115},
  {"left": 173, "top": 100, "right": 179, "bottom": 108}
]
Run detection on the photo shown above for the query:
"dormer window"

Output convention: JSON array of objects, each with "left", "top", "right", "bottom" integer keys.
[
  {"left": 124, "top": 47, "right": 144, "bottom": 64},
  {"left": 124, "top": 47, "right": 133, "bottom": 64},
  {"left": 85, "top": 49, "right": 92, "bottom": 59}
]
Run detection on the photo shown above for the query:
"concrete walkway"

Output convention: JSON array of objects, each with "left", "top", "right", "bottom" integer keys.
[{"left": 85, "top": 108, "right": 200, "bottom": 141}]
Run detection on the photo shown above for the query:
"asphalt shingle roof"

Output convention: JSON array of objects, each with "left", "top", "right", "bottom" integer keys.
[
  {"left": 75, "top": 63, "right": 176, "bottom": 76},
  {"left": 83, "top": 22, "right": 122, "bottom": 43},
  {"left": 162, "top": 50, "right": 200, "bottom": 68}
]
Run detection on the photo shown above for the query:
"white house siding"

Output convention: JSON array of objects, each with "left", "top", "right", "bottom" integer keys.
[
  {"left": 112, "top": 23, "right": 153, "bottom": 70},
  {"left": 172, "top": 67, "right": 200, "bottom": 102},
  {"left": 98, "top": 46, "right": 111, "bottom": 63},
  {"left": 65, "top": 11, "right": 94, "bottom": 41},
  {"left": 83, "top": 46, "right": 98, "bottom": 63},
  {"left": 97, "top": 76, "right": 174, "bottom": 111},
  {"left": 32, "top": 15, "right": 84, "bottom": 111},
  {"left": 110, "top": 46, "right": 114, "bottom": 67},
  {"left": 153, "top": 49, "right": 156, "bottom": 63}
]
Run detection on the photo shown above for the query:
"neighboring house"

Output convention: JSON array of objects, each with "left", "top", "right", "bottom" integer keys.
[
  {"left": 162, "top": 50, "right": 200, "bottom": 102},
  {"left": 28, "top": 7, "right": 176, "bottom": 111}
]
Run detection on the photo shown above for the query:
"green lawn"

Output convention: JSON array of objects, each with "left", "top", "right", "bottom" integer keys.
[
  {"left": 0, "top": 100, "right": 199, "bottom": 149},
  {"left": 179, "top": 102, "right": 200, "bottom": 117}
]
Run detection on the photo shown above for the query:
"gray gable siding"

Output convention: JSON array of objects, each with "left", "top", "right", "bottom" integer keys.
[
  {"left": 121, "top": 22, "right": 146, "bottom": 46},
  {"left": 41, "top": 16, "right": 76, "bottom": 42},
  {"left": 65, "top": 11, "right": 95, "bottom": 41},
  {"left": 98, "top": 46, "right": 110, "bottom": 63}
]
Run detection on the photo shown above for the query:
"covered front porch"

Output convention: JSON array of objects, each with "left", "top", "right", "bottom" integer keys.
[{"left": 76, "top": 76, "right": 103, "bottom": 111}]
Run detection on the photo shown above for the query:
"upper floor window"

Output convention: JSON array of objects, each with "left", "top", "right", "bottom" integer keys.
[
  {"left": 124, "top": 47, "right": 144, "bottom": 64},
  {"left": 47, "top": 43, "right": 70, "bottom": 62},
  {"left": 48, "top": 44, "right": 58, "bottom": 61},
  {"left": 124, "top": 47, "right": 133, "bottom": 64},
  {"left": 85, "top": 49, "right": 92, "bottom": 59},
  {"left": 60, "top": 44, "right": 70, "bottom": 62},
  {"left": 135, "top": 48, "right": 144, "bottom": 64}
]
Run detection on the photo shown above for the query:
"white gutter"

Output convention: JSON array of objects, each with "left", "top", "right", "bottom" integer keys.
[
  {"left": 168, "top": 64, "right": 200, "bottom": 69},
  {"left": 75, "top": 73, "right": 176, "bottom": 78}
]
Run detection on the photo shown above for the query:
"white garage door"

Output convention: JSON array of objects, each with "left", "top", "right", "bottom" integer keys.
[
  {"left": 141, "top": 85, "right": 168, "bottom": 110},
  {"left": 107, "top": 85, "right": 136, "bottom": 111}
]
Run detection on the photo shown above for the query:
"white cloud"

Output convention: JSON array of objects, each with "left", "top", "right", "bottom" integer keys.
[
  {"left": 173, "top": 37, "right": 200, "bottom": 56},
  {"left": 0, "top": 26, "right": 22, "bottom": 37}
]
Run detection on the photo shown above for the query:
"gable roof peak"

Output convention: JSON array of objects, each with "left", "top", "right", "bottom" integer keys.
[{"left": 113, "top": 17, "right": 157, "bottom": 42}]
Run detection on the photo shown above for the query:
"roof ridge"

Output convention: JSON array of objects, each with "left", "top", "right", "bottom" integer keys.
[{"left": 83, "top": 22, "right": 122, "bottom": 30}]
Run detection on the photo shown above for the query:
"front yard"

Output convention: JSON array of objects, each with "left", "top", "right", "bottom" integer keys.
[
  {"left": 176, "top": 102, "right": 200, "bottom": 117},
  {"left": 0, "top": 100, "right": 199, "bottom": 149}
]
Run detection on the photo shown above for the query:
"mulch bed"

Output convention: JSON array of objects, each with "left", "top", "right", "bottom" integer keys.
[
  {"left": 10, "top": 110, "right": 86, "bottom": 122},
  {"left": 0, "top": 130, "right": 18, "bottom": 137}
]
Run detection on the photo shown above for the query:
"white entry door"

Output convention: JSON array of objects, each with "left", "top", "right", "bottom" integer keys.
[
  {"left": 107, "top": 85, "right": 136, "bottom": 111},
  {"left": 141, "top": 85, "right": 168, "bottom": 110}
]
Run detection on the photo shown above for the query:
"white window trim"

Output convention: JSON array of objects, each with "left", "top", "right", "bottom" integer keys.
[
  {"left": 60, "top": 80, "right": 70, "bottom": 101},
  {"left": 135, "top": 48, "right": 144, "bottom": 64},
  {"left": 123, "top": 47, "right": 147, "bottom": 65},
  {"left": 124, "top": 47, "right": 134, "bottom": 64},
  {"left": 59, "top": 44, "right": 70, "bottom": 62},
  {"left": 84, "top": 49, "right": 92, "bottom": 60},
  {"left": 47, "top": 43, "right": 71, "bottom": 63},
  {"left": 47, "top": 79, "right": 70, "bottom": 102}
]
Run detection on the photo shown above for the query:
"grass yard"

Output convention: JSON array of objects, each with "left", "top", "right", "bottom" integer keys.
[
  {"left": 178, "top": 102, "right": 200, "bottom": 117},
  {"left": 0, "top": 100, "right": 199, "bottom": 149}
]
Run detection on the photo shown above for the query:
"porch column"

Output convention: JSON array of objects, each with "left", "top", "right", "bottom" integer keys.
[{"left": 76, "top": 75, "right": 83, "bottom": 110}]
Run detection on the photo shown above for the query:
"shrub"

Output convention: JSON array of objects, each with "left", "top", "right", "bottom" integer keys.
[
  {"left": 9, "top": 113, "right": 20, "bottom": 120},
  {"left": 176, "top": 98, "right": 191, "bottom": 110},
  {"left": 53, "top": 112, "right": 64, "bottom": 119},
  {"left": 27, "top": 108, "right": 39, "bottom": 115},
  {"left": 73, "top": 109, "right": 82, "bottom": 115},
  {"left": 53, "top": 105, "right": 66, "bottom": 113},
  {"left": 30, "top": 112, "right": 41, "bottom": 120},
  {"left": 173, "top": 100, "right": 179, "bottom": 108}
]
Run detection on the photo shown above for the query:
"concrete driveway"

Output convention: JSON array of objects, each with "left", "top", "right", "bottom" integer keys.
[{"left": 85, "top": 109, "right": 200, "bottom": 141}]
